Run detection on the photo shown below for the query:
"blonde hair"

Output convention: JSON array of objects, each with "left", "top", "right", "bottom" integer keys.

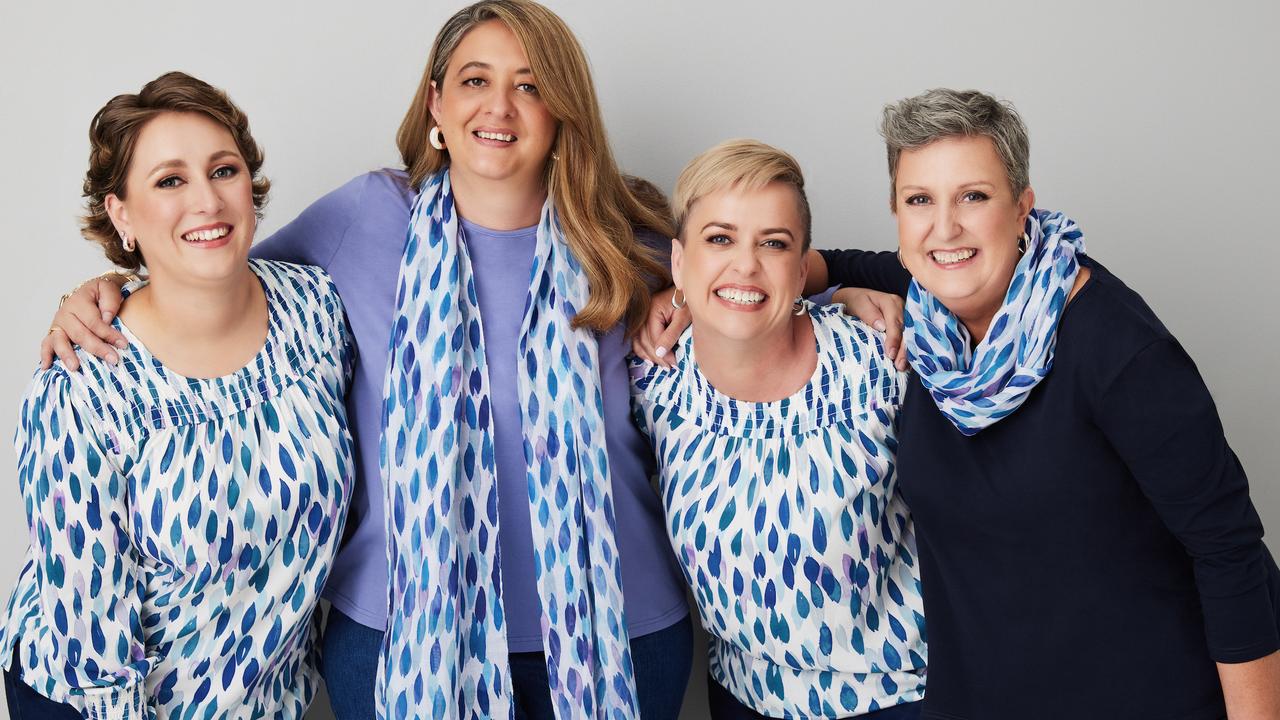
[
  {"left": 672, "top": 139, "right": 811, "bottom": 251},
  {"left": 397, "top": 0, "right": 671, "bottom": 334}
]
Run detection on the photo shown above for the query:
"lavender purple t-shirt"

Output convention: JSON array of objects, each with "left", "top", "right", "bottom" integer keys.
[{"left": 251, "top": 170, "right": 688, "bottom": 651}]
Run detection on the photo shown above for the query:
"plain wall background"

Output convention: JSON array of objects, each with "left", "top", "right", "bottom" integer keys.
[{"left": 1, "top": 1, "right": 1276, "bottom": 717}]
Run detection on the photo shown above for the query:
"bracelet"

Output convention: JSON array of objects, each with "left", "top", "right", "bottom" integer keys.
[{"left": 58, "top": 269, "right": 145, "bottom": 307}]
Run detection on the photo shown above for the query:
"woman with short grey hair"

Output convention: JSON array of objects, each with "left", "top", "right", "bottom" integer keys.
[{"left": 819, "top": 87, "right": 1280, "bottom": 718}]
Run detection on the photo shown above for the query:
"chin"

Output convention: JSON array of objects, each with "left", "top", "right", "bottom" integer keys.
[{"left": 697, "top": 314, "right": 777, "bottom": 345}]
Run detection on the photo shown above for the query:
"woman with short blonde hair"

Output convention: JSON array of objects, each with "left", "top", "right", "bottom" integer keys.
[{"left": 633, "top": 139, "right": 925, "bottom": 719}]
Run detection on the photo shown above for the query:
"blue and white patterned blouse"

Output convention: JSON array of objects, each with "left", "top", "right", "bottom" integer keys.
[
  {"left": 630, "top": 305, "right": 927, "bottom": 718},
  {"left": 0, "top": 260, "right": 354, "bottom": 719}
]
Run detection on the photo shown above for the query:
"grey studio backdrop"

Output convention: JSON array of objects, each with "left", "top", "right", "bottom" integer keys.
[{"left": 0, "top": 1, "right": 1276, "bottom": 717}]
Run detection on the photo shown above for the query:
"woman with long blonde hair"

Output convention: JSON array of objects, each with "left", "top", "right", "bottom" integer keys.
[{"left": 43, "top": 2, "right": 694, "bottom": 718}]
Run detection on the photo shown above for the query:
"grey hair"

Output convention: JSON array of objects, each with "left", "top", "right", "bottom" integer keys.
[{"left": 880, "top": 88, "right": 1030, "bottom": 208}]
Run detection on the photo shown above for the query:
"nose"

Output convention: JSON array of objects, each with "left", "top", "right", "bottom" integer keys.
[
  {"left": 484, "top": 86, "right": 516, "bottom": 118},
  {"left": 933, "top": 203, "right": 962, "bottom": 243},
  {"left": 730, "top": 243, "right": 763, "bottom": 276},
  {"left": 190, "top": 176, "right": 225, "bottom": 215}
]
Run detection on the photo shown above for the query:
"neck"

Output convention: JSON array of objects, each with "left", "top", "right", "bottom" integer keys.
[
  {"left": 450, "top": 170, "right": 547, "bottom": 230},
  {"left": 692, "top": 314, "right": 816, "bottom": 402},
  {"left": 957, "top": 307, "right": 998, "bottom": 349},
  {"left": 125, "top": 266, "right": 262, "bottom": 346}
]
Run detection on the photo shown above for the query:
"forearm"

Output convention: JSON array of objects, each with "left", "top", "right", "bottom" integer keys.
[
  {"left": 1219, "top": 651, "right": 1280, "bottom": 719},
  {"left": 817, "top": 248, "right": 912, "bottom": 296}
]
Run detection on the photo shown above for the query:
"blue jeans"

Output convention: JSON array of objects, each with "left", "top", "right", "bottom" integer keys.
[
  {"left": 706, "top": 674, "right": 922, "bottom": 720},
  {"left": 322, "top": 608, "right": 694, "bottom": 720},
  {"left": 4, "top": 650, "right": 81, "bottom": 720}
]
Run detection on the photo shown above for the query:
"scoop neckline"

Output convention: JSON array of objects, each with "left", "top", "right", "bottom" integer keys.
[
  {"left": 114, "top": 263, "right": 278, "bottom": 385},
  {"left": 459, "top": 216, "right": 538, "bottom": 239},
  {"left": 682, "top": 303, "right": 828, "bottom": 411}
]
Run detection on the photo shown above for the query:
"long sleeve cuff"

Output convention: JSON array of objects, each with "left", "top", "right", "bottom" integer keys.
[
  {"left": 77, "top": 681, "right": 151, "bottom": 720},
  {"left": 1202, "top": 551, "right": 1280, "bottom": 663}
]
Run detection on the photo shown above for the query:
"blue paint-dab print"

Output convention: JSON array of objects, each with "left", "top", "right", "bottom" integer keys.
[
  {"left": 907, "top": 209, "right": 1083, "bottom": 435},
  {"left": 629, "top": 304, "right": 926, "bottom": 717},
  {"left": 0, "top": 261, "right": 353, "bottom": 719},
  {"left": 381, "top": 172, "right": 638, "bottom": 719}
]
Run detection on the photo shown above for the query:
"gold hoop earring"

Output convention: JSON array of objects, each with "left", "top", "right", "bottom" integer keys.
[
  {"left": 670, "top": 289, "right": 686, "bottom": 310},
  {"left": 429, "top": 126, "right": 446, "bottom": 151}
]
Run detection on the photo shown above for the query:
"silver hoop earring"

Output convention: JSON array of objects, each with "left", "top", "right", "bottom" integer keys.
[
  {"left": 896, "top": 248, "right": 906, "bottom": 268},
  {"left": 120, "top": 231, "right": 135, "bottom": 253},
  {"left": 670, "top": 289, "right": 687, "bottom": 310},
  {"left": 1017, "top": 232, "right": 1029, "bottom": 255},
  {"left": 793, "top": 297, "right": 807, "bottom": 316},
  {"left": 429, "top": 126, "right": 446, "bottom": 151}
]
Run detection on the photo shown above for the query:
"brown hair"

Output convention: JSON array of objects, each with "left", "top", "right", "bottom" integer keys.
[
  {"left": 673, "top": 139, "right": 812, "bottom": 252},
  {"left": 397, "top": 0, "right": 671, "bottom": 334},
  {"left": 82, "top": 71, "right": 270, "bottom": 272}
]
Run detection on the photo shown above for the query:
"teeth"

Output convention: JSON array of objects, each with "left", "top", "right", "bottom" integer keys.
[
  {"left": 183, "top": 227, "right": 230, "bottom": 242},
  {"left": 715, "top": 288, "right": 765, "bottom": 305},
  {"left": 931, "top": 248, "right": 976, "bottom": 264},
  {"left": 476, "top": 131, "right": 515, "bottom": 142}
]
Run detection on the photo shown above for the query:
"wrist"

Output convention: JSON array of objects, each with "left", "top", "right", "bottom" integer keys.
[
  {"left": 99, "top": 269, "right": 143, "bottom": 287},
  {"left": 60, "top": 270, "right": 141, "bottom": 307}
]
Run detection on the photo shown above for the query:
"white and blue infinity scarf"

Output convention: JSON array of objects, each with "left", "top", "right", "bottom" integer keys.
[
  {"left": 905, "top": 208, "right": 1085, "bottom": 435},
  {"left": 377, "top": 170, "right": 639, "bottom": 719}
]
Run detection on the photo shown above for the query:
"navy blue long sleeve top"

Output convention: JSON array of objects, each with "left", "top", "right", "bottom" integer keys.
[{"left": 822, "top": 249, "right": 1280, "bottom": 719}]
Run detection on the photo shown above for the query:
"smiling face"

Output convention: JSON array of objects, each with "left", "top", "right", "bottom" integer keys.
[
  {"left": 105, "top": 111, "right": 255, "bottom": 285},
  {"left": 894, "top": 134, "right": 1035, "bottom": 335},
  {"left": 428, "top": 19, "right": 558, "bottom": 191},
  {"left": 672, "top": 181, "right": 808, "bottom": 344}
]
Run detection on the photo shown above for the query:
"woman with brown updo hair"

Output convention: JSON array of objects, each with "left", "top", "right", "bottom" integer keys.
[
  {"left": 1, "top": 71, "right": 354, "bottom": 719},
  {"left": 42, "top": 3, "right": 697, "bottom": 719}
]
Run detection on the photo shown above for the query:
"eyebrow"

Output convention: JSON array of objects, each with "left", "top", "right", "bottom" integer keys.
[
  {"left": 145, "top": 150, "right": 240, "bottom": 178},
  {"left": 701, "top": 221, "right": 794, "bottom": 238},
  {"left": 899, "top": 180, "right": 998, "bottom": 193},
  {"left": 456, "top": 61, "right": 533, "bottom": 75}
]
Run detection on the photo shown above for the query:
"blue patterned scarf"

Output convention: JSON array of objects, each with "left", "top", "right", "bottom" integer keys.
[
  {"left": 376, "top": 170, "right": 639, "bottom": 719},
  {"left": 905, "top": 208, "right": 1085, "bottom": 435}
]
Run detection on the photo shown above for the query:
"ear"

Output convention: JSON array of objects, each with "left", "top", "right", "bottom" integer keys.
[
  {"left": 797, "top": 246, "right": 810, "bottom": 296},
  {"left": 428, "top": 81, "right": 442, "bottom": 123},
  {"left": 1016, "top": 186, "right": 1036, "bottom": 223},
  {"left": 669, "top": 238, "right": 684, "bottom": 290},
  {"left": 104, "top": 193, "right": 132, "bottom": 240}
]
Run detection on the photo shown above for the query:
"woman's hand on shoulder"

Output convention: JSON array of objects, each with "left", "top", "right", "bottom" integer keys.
[
  {"left": 40, "top": 274, "right": 130, "bottom": 371},
  {"left": 631, "top": 286, "right": 691, "bottom": 369},
  {"left": 832, "top": 287, "right": 908, "bottom": 371}
]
